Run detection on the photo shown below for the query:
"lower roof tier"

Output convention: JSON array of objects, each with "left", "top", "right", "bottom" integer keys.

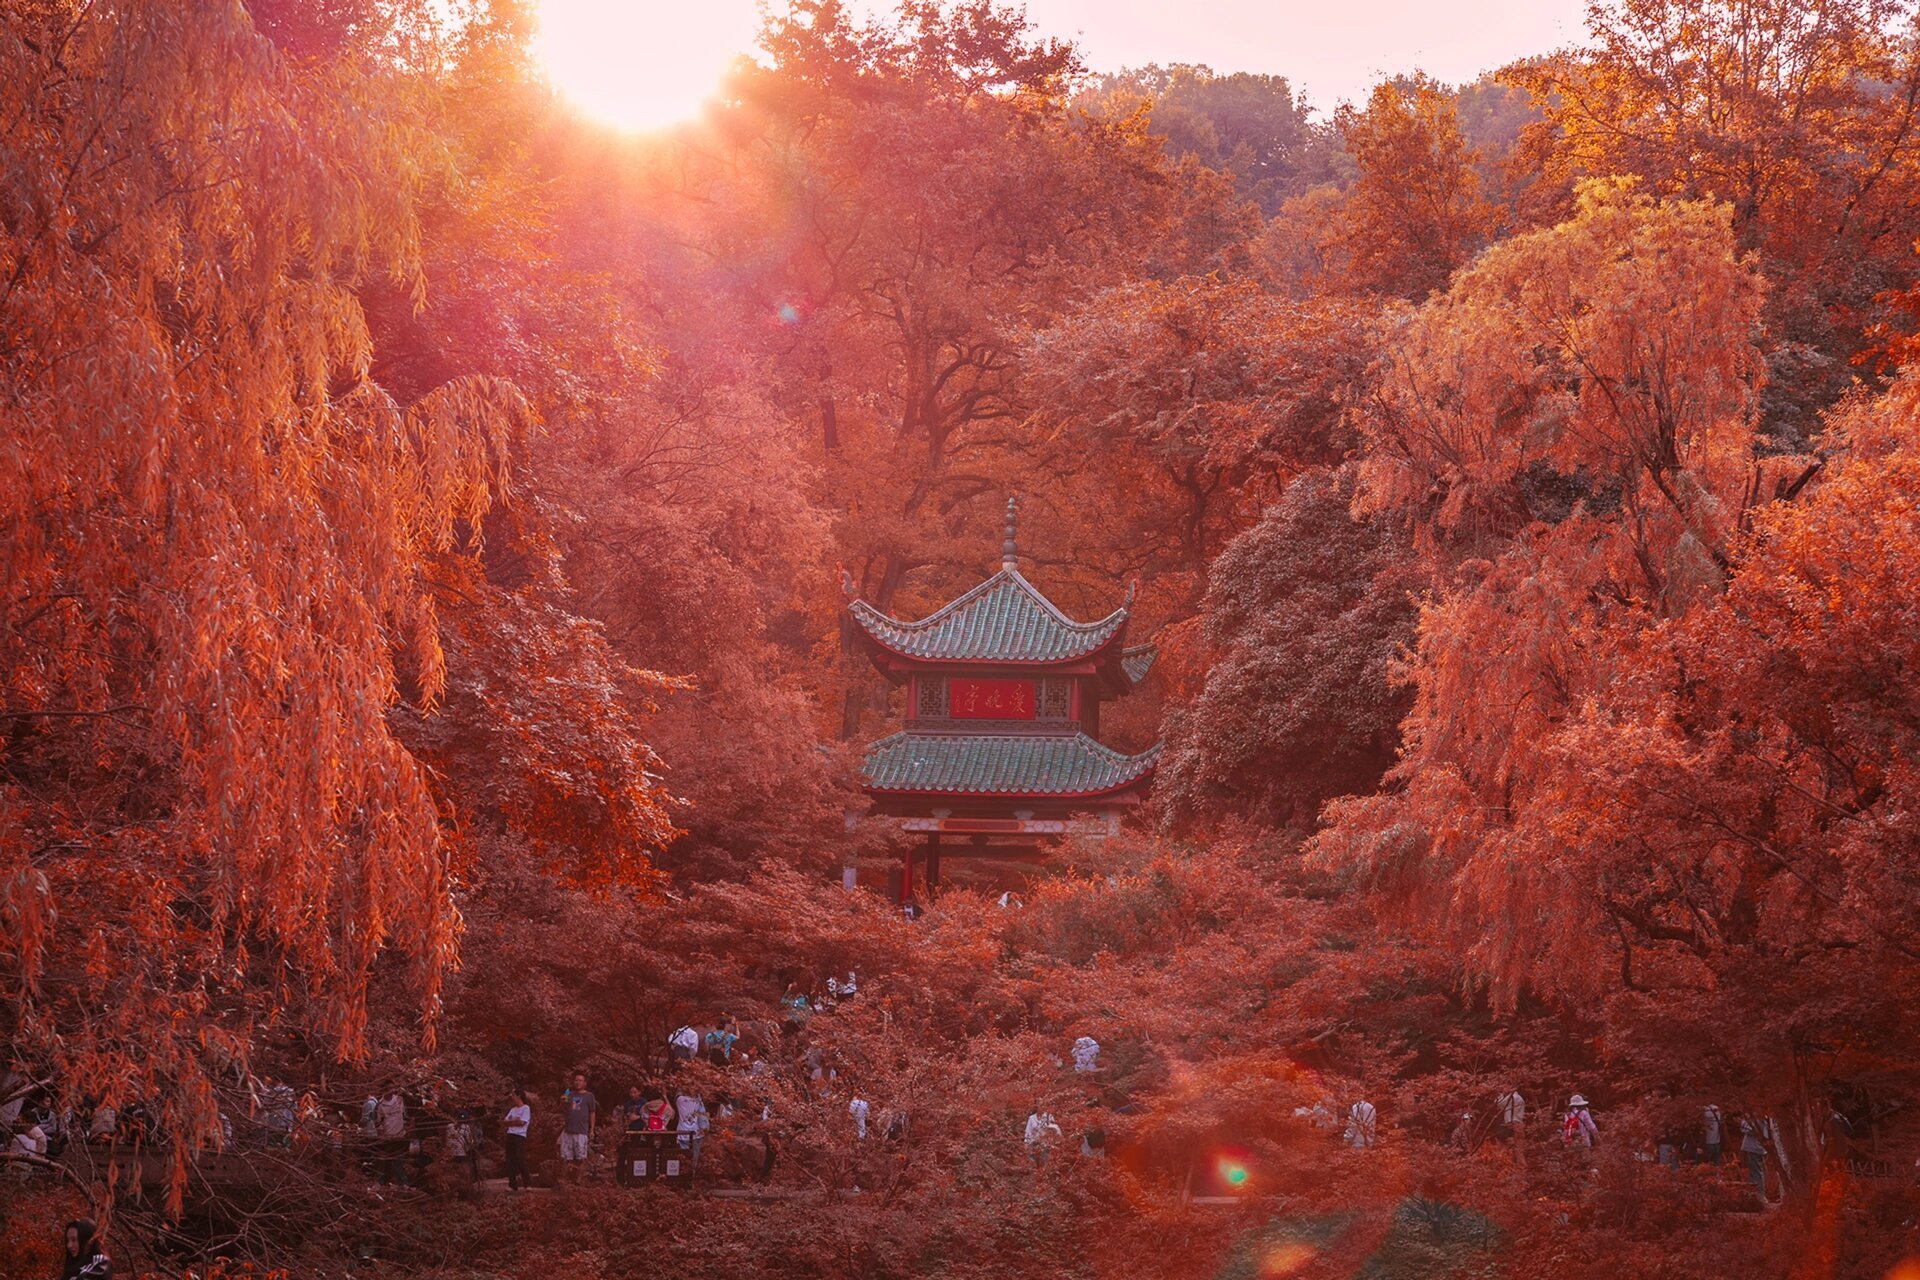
[{"left": 861, "top": 730, "right": 1160, "bottom": 800}]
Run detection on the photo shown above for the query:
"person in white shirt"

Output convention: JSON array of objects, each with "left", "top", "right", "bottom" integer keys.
[
  {"left": 502, "top": 1088, "right": 532, "bottom": 1190},
  {"left": 1345, "top": 1100, "right": 1377, "bottom": 1148},
  {"left": 1023, "top": 1105, "right": 1062, "bottom": 1165},
  {"left": 1497, "top": 1088, "right": 1526, "bottom": 1148},
  {"left": 1071, "top": 1036, "right": 1101, "bottom": 1073},
  {"left": 7, "top": 1121, "right": 46, "bottom": 1177},
  {"left": 849, "top": 1096, "right": 870, "bottom": 1140},
  {"left": 675, "top": 1092, "right": 709, "bottom": 1174},
  {"left": 668, "top": 1025, "right": 699, "bottom": 1062}
]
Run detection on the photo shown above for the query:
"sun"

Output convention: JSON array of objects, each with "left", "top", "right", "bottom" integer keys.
[{"left": 532, "top": 0, "right": 761, "bottom": 132}]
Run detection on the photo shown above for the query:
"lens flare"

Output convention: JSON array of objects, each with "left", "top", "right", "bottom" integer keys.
[
  {"left": 1213, "top": 1145, "right": 1254, "bottom": 1190},
  {"left": 1260, "top": 1241, "right": 1316, "bottom": 1276},
  {"left": 533, "top": 0, "right": 758, "bottom": 132}
]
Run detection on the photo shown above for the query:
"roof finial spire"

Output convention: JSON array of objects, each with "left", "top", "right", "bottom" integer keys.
[{"left": 1001, "top": 496, "right": 1019, "bottom": 571}]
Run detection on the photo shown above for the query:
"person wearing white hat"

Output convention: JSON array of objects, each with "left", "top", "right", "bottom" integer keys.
[{"left": 1563, "top": 1095, "right": 1598, "bottom": 1148}]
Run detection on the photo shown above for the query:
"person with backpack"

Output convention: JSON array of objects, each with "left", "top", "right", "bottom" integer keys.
[
  {"left": 1497, "top": 1088, "right": 1526, "bottom": 1139},
  {"left": 704, "top": 1018, "right": 738, "bottom": 1066},
  {"left": 620, "top": 1085, "right": 649, "bottom": 1133},
  {"left": 638, "top": 1086, "right": 676, "bottom": 1133},
  {"left": 1451, "top": 1111, "right": 1476, "bottom": 1153},
  {"left": 1071, "top": 1036, "right": 1101, "bottom": 1073},
  {"left": 781, "top": 983, "right": 812, "bottom": 1035},
  {"left": 667, "top": 1024, "right": 699, "bottom": 1064},
  {"left": 1563, "top": 1095, "right": 1598, "bottom": 1149},
  {"left": 675, "top": 1089, "right": 709, "bottom": 1173}
]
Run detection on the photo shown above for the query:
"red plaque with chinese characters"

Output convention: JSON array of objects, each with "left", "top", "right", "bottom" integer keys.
[{"left": 948, "top": 678, "right": 1036, "bottom": 719}]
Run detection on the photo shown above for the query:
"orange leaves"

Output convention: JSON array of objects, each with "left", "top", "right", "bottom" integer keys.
[
  {"left": 1334, "top": 75, "right": 1497, "bottom": 300},
  {"left": 1358, "top": 177, "right": 1765, "bottom": 581},
  {"left": 1509, "top": 0, "right": 1920, "bottom": 434},
  {"left": 0, "top": 0, "right": 567, "bottom": 1202},
  {"left": 1319, "top": 179, "right": 1788, "bottom": 1009},
  {"left": 1023, "top": 276, "right": 1372, "bottom": 592},
  {"left": 0, "top": 856, "right": 52, "bottom": 998}
]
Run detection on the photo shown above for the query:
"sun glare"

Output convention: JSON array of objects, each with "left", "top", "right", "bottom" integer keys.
[{"left": 533, "top": 0, "right": 760, "bottom": 132}]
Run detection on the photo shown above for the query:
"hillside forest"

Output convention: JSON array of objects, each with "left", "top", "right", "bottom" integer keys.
[{"left": 5, "top": 0, "right": 1920, "bottom": 1276}]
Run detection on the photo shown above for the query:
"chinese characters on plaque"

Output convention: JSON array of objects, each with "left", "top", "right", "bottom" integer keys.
[{"left": 947, "top": 678, "right": 1037, "bottom": 720}]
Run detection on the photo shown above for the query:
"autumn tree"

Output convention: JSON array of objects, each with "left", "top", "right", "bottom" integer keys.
[
  {"left": 1500, "top": 373, "right": 1920, "bottom": 1188},
  {"left": 1316, "top": 178, "right": 1776, "bottom": 960},
  {"left": 0, "top": 0, "right": 677, "bottom": 1204},
  {"left": 662, "top": 1, "right": 1248, "bottom": 737},
  {"left": 1158, "top": 468, "right": 1419, "bottom": 829},
  {"left": 1019, "top": 277, "right": 1372, "bottom": 608},
  {"left": 1083, "top": 65, "right": 1339, "bottom": 213},
  {"left": 343, "top": 9, "right": 848, "bottom": 877},
  {"left": 1352, "top": 177, "right": 1771, "bottom": 580},
  {"left": 1307, "top": 179, "right": 1919, "bottom": 1202},
  {"left": 1511, "top": 0, "right": 1920, "bottom": 440},
  {"left": 1333, "top": 75, "right": 1497, "bottom": 299}
]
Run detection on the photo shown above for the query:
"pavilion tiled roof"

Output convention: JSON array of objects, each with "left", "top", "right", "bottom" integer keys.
[
  {"left": 1121, "top": 644, "right": 1158, "bottom": 685},
  {"left": 862, "top": 731, "right": 1160, "bottom": 798},
  {"left": 847, "top": 569, "right": 1128, "bottom": 664}
]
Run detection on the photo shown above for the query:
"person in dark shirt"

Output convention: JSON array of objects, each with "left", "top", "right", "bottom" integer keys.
[
  {"left": 559, "top": 1074, "right": 598, "bottom": 1183},
  {"left": 62, "top": 1219, "right": 111, "bottom": 1280},
  {"left": 704, "top": 1017, "right": 739, "bottom": 1066},
  {"left": 621, "top": 1086, "right": 649, "bottom": 1133}
]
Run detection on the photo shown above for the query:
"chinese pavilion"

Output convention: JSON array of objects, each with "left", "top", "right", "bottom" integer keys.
[{"left": 844, "top": 499, "right": 1161, "bottom": 902}]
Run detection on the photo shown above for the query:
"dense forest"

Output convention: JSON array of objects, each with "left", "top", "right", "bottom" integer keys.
[{"left": 4, "top": 0, "right": 1920, "bottom": 1275}]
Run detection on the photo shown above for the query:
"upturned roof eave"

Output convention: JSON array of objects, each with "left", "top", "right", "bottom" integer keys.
[
  {"left": 851, "top": 623, "right": 1135, "bottom": 671},
  {"left": 858, "top": 731, "right": 1163, "bottom": 799},
  {"left": 845, "top": 567, "right": 1133, "bottom": 667},
  {"left": 860, "top": 769, "right": 1158, "bottom": 802}
]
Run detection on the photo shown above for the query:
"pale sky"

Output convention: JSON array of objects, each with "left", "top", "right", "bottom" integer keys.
[
  {"left": 533, "top": 0, "right": 1591, "bottom": 131},
  {"left": 1025, "top": 0, "right": 1588, "bottom": 110}
]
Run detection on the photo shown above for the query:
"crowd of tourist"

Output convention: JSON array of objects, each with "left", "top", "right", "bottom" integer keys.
[
  {"left": 0, "top": 973, "right": 1874, "bottom": 1220},
  {"left": 1334, "top": 1086, "right": 1855, "bottom": 1203}
]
